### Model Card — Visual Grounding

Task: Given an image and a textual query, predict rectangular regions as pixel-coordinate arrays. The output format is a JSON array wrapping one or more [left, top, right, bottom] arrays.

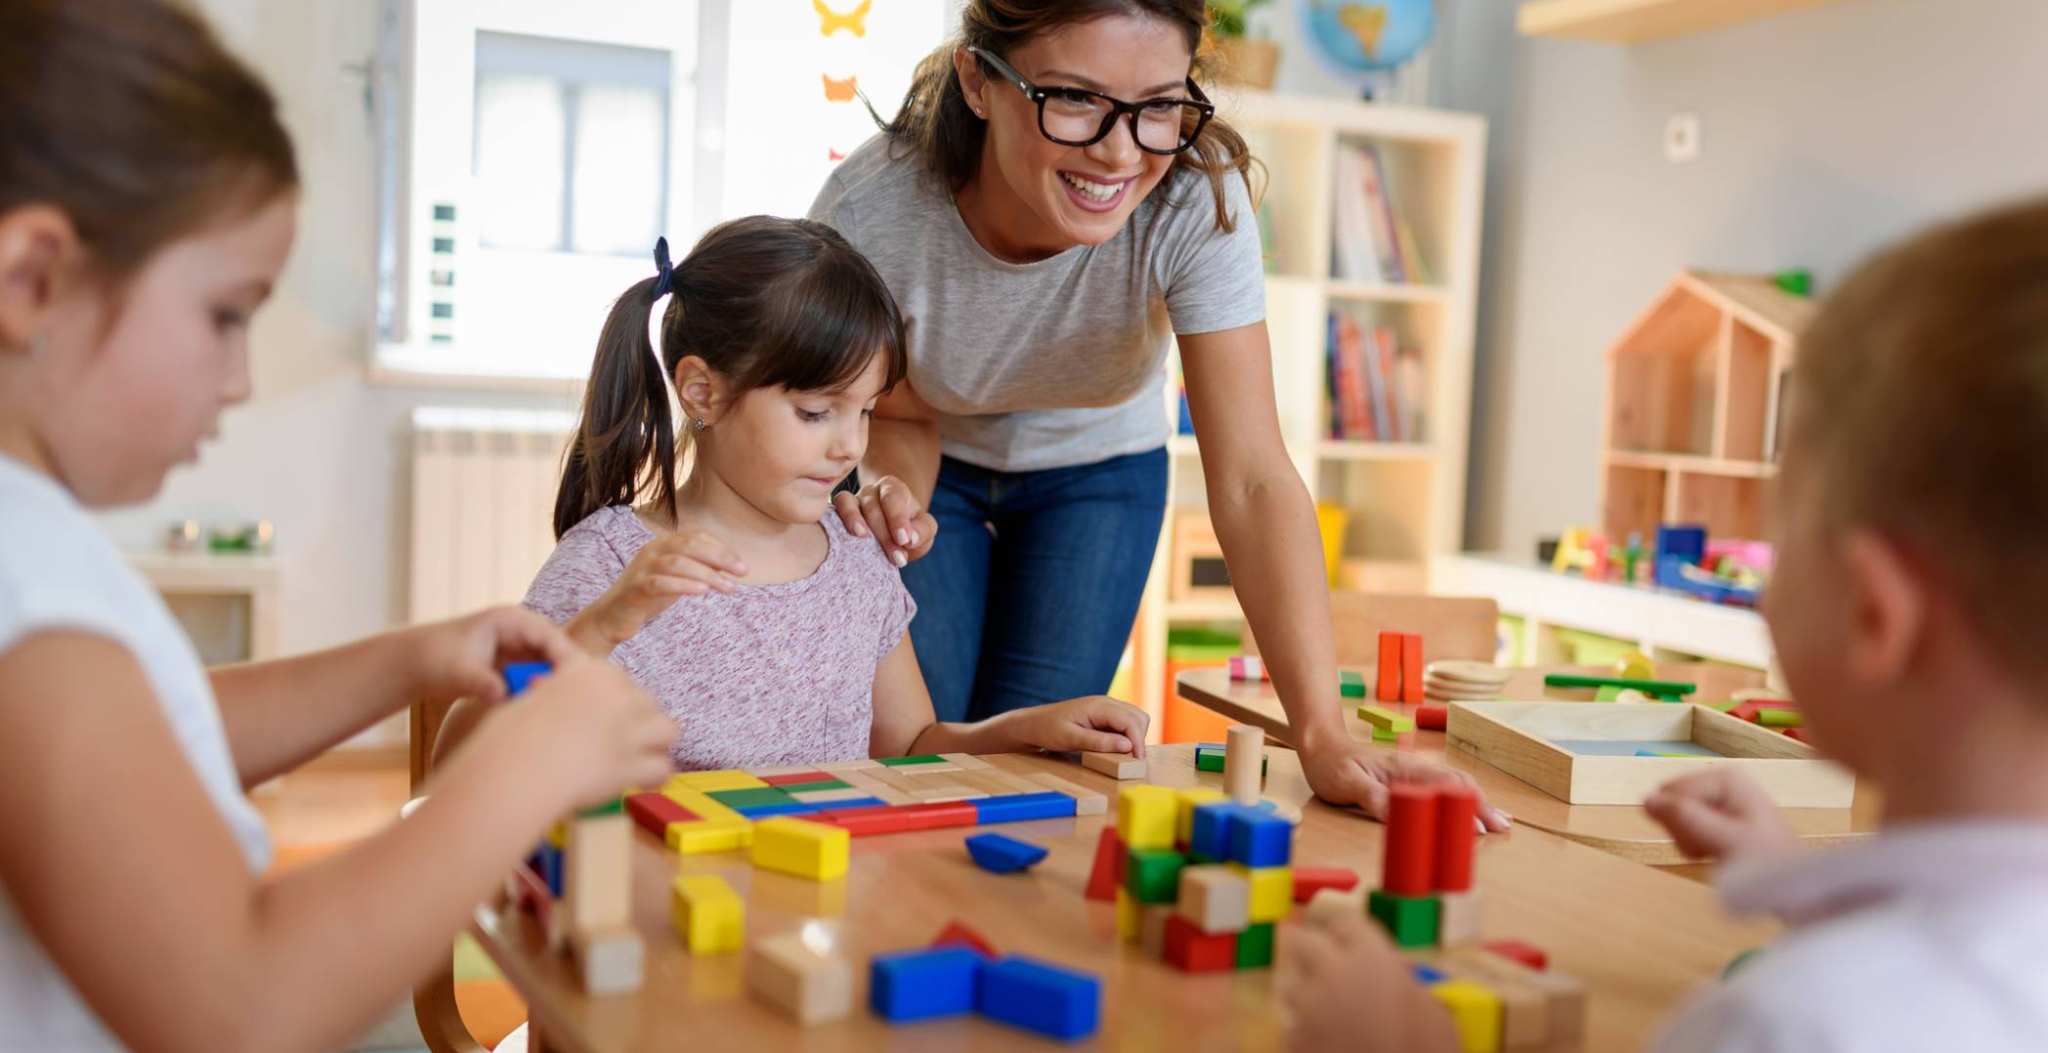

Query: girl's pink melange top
[[523, 506, 915, 770]]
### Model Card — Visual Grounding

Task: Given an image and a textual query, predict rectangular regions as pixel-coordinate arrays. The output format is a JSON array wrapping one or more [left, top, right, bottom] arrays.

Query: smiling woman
[[808, 1, 1509, 823]]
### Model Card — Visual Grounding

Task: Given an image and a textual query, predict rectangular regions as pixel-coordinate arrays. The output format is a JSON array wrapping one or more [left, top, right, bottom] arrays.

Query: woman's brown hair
[[0, 0, 299, 278], [880, 0, 1258, 233], [553, 217, 909, 538], [1788, 196, 2048, 675]]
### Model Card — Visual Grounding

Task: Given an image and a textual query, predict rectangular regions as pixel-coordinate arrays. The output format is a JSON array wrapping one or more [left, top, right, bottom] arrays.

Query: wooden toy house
[[1599, 272, 1815, 542]]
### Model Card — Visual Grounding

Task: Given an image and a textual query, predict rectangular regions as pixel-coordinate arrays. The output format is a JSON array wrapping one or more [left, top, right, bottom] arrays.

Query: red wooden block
[[931, 920, 999, 959], [1482, 939, 1548, 972], [760, 771, 835, 787], [1434, 783, 1478, 892], [1726, 700, 1789, 724], [1292, 866, 1361, 903], [1416, 703, 1449, 731], [1376, 632, 1403, 701], [1162, 914, 1237, 972], [1783, 727, 1810, 744], [625, 792, 695, 838], [1401, 633, 1425, 704], [816, 801, 979, 837], [1084, 827, 1125, 902], [1382, 784, 1439, 895]]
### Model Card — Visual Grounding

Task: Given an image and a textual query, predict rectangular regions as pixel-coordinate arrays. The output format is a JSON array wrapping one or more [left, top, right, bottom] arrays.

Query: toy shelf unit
[[1126, 91, 1487, 730], [1600, 271, 1814, 544]]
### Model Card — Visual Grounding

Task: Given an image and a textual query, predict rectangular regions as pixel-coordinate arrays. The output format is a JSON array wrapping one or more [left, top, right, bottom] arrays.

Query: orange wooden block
[[1401, 633, 1424, 704], [1376, 632, 1402, 701]]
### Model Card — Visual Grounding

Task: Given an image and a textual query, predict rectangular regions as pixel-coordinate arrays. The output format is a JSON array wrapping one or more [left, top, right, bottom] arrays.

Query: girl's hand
[[1007, 695, 1150, 758], [565, 529, 748, 655], [401, 606, 583, 705], [1282, 912, 1462, 1053], [476, 656, 677, 809], [834, 475, 937, 568], [1644, 769, 1799, 863], [1298, 733, 1512, 832]]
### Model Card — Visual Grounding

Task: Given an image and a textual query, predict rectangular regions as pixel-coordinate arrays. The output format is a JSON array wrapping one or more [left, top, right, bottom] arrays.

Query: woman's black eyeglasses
[[967, 46, 1214, 156]]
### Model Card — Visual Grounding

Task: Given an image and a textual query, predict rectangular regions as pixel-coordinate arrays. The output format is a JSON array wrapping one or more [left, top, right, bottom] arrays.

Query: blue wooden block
[[965, 833, 1050, 874], [977, 956, 1101, 1041], [1226, 810, 1293, 868], [870, 946, 983, 1023], [532, 843, 563, 897], [973, 791, 1078, 825], [501, 661, 551, 697], [1412, 964, 1446, 984], [1189, 802, 1235, 862], [734, 800, 820, 818]]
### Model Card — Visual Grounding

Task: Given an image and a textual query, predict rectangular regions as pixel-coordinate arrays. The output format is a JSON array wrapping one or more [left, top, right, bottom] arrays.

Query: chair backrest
[[1247, 592, 1501, 668]]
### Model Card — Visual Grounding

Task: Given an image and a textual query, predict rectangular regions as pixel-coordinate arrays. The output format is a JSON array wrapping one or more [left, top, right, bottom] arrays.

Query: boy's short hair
[[1791, 197, 2048, 673]]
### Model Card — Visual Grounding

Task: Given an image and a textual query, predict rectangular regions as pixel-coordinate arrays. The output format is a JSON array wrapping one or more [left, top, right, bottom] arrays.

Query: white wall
[[1445, 0, 2048, 558]]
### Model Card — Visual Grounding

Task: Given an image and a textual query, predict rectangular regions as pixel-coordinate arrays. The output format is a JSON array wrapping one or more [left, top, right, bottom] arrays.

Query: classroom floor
[[254, 749, 527, 1050]]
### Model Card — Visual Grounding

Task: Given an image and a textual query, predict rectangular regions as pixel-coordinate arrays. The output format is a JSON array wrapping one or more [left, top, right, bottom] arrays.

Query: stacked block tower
[[1368, 782, 1481, 948], [1100, 781, 1296, 972]]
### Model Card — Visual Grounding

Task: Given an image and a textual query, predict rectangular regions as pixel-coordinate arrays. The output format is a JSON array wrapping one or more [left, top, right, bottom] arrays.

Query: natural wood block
[[569, 925, 644, 995], [939, 752, 992, 770], [1022, 771, 1107, 812], [1438, 890, 1484, 947], [1175, 864, 1251, 934], [1434, 947, 1550, 1050], [1224, 724, 1264, 804], [1080, 751, 1147, 780], [747, 930, 854, 1026], [1443, 945, 1586, 1046], [1140, 904, 1174, 958], [564, 812, 631, 934], [1300, 886, 1367, 929]]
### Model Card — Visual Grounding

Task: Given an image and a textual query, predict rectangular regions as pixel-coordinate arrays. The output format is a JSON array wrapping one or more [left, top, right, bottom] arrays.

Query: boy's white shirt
[[1655, 821, 2048, 1052], [0, 454, 270, 1050]]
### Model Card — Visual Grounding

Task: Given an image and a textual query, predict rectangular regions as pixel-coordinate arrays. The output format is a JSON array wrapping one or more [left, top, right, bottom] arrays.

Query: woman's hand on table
[[834, 474, 937, 568], [1298, 732, 1513, 832], [1282, 911, 1462, 1053]]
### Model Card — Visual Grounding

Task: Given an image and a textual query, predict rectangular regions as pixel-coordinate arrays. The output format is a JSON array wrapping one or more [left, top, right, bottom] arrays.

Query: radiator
[[408, 407, 576, 623]]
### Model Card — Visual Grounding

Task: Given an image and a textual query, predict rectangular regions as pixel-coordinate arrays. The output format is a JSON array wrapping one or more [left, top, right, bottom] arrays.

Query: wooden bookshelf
[[1126, 91, 1486, 731], [1517, 0, 1852, 44]]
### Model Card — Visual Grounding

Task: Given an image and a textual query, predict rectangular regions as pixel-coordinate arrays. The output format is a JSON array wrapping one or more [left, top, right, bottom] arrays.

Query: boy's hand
[[401, 606, 583, 705], [482, 657, 677, 809], [1282, 912, 1462, 1053], [1298, 733, 1513, 832], [565, 530, 748, 655], [1008, 695, 1150, 758], [1644, 769, 1800, 863]]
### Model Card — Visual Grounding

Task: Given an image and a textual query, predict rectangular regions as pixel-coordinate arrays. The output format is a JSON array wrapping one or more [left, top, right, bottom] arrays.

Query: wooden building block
[[911, 783, 987, 803], [1085, 826, 1126, 901], [1356, 705, 1416, 733], [1291, 866, 1361, 903], [1224, 723, 1265, 805], [1417, 703, 1450, 730], [1228, 654, 1267, 681], [1300, 886, 1366, 929], [1174, 786, 1229, 845], [1340, 670, 1367, 698], [817, 758, 882, 771], [1025, 772, 1109, 815], [939, 752, 993, 770], [931, 919, 999, 959], [1430, 979, 1503, 1053], [977, 956, 1102, 1042], [1236, 922, 1276, 969], [748, 928, 854, 1025], [1080, 751, 1147, 780], [1125, 849, 1187, 904], [564, 812, 632, 935], [1383, 784, 1440, 895], [1140, 903, 1174, 957], [1436, 783, 1479, 892], [1231, 863, 1294, 923], [1115, 888, 1141, 943], [1368, 890, 1439, 947], [671, 769, 769, 792], [1481, 939, 1548, 972], [1162, 914, 1237, 972], [1448, 947, 1585, 1043], [569, 925, 644, 995], [759, 771, 836, 787], [666, 818, 751, 855], [671, 875, 745, 955], [1438, 890, 1484, 946], [1376, 632, 1404, 701], [1435, 948, 1550, 1050], [1175, 864, 1251, 934], [751, 817, 851, 881], [1401, 632, 1425, 704], [1115, 785, 1177, 850]]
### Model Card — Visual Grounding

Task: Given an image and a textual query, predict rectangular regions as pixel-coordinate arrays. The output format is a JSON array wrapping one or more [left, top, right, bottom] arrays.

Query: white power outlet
[[1665, 112, 1702, 163]]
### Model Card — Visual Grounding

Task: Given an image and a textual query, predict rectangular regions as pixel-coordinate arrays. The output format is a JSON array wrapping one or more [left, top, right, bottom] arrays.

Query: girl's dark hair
[[0, 0, 299, 278], [554, 216, 909, 538], [880, 0, 1258, 232]]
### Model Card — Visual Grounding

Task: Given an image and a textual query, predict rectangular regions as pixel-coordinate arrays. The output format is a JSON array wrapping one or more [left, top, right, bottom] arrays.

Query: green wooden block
[[705, 787, 793, 809], [1196, 749, 1226, 772], [1594, 685, 1626, 702], [779, 778, 853, 793], [1371, 727, 1398, 743], [1368, 890, 1440, 948], [1339, 671, 1367, 698], [1236, 922, 1276, 969], [1543, 673, 1695, 696], [1356, 705, 1414, 733], [1125, 848, 1187, 904], [1701, 699, 1740, 712], [879, 755, 946, 767], [1757, 708, 1802, 728], [575, 796, 625, 818]]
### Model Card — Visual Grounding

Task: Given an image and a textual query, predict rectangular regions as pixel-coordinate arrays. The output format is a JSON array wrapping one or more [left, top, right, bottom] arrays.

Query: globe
[[1301, 0, 1437, 75]]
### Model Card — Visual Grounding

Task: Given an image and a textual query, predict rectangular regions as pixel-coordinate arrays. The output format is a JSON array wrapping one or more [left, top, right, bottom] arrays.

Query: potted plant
[[1208, 0, 1278, 90]]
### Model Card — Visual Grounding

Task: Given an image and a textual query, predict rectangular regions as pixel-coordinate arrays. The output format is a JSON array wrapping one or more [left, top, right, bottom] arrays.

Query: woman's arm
[[868, 637, 1147, 758], [1180, 323, 1507, 827], [835, 374, 941, 566]]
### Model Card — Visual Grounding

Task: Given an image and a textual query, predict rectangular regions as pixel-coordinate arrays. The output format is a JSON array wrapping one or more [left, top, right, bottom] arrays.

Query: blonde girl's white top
[[0, 453, 270, 1051]]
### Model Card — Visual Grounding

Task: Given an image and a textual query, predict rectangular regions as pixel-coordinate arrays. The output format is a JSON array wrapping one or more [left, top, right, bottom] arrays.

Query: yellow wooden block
[[1116, 785, 1177, 850], [544, 820, 567, 849], [1173, 787, 1228, 845], [671, 875, 745, 955], [670, 769, 768, 792], [667, 818, 752, 855], [1115, 888, 1141, 944], [1230, 863, 1294, 923], [750, 817, 850, 882], [1430, 979, 1504, 1053], [660, 784, 746, 825]]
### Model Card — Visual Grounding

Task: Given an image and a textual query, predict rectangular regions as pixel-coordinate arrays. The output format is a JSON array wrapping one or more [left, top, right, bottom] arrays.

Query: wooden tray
[[1446, 701, 1854, 807]]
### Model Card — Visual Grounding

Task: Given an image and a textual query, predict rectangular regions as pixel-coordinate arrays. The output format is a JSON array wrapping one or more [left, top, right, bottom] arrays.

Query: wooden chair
[[409, 697, 489, 1053], [1246, 592, 1501, 668]]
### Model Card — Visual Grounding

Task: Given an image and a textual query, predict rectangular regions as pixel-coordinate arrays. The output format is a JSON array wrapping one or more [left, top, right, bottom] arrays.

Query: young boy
[[1282, 197, 2048, 1051]]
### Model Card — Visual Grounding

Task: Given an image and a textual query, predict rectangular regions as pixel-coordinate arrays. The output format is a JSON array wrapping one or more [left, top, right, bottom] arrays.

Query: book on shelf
[[1324, 312, 1428, 444], [1330, 142, 1431, 287]]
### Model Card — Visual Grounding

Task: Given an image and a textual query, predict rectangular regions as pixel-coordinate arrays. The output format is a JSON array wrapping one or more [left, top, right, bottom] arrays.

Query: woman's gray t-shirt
[[807, 134, 1267, 473]]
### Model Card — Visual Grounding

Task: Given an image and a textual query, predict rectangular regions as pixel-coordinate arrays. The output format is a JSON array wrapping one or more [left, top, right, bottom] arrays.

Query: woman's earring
[[689, 417, 708, 432]]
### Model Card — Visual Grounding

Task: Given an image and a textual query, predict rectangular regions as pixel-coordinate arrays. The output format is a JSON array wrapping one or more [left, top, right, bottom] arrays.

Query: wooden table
[[1177, 667, 1880, 867], [473, 747, 1773, 1052]]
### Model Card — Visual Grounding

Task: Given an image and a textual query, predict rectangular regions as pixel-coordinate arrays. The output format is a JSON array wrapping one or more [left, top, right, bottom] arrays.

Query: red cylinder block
[[1381, 784, 1439, 895], [1434, 783, 1479, 892]]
